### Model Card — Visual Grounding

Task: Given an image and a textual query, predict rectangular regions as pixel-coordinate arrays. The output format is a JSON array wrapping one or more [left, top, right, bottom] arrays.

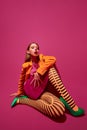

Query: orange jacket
[[17, 54, 56, 95]]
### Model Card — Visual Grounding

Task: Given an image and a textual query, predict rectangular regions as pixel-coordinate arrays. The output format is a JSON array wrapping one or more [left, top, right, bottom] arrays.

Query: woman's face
[[28, 43, 39, 56]]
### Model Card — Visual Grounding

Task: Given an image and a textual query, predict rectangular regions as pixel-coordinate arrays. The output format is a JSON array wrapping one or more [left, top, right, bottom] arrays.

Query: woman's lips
[[34, 52, 38, 54]]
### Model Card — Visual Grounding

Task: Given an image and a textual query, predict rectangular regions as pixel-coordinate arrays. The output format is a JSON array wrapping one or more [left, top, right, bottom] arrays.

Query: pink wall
[[0, 0, 87, 130]]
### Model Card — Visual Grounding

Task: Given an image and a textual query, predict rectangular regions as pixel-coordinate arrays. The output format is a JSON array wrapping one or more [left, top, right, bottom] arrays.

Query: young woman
[[11, 42, 84, 118]]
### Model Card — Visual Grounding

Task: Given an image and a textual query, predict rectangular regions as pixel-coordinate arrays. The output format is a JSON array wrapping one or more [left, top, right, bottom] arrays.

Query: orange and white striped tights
[[19, 67, 76, 118]]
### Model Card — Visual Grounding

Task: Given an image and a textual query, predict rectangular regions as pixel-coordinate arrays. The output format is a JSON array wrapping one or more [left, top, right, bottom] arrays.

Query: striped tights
[[19, 67, 76, 118], [48, 67, 76, 109], [19, 92, 65, 118]]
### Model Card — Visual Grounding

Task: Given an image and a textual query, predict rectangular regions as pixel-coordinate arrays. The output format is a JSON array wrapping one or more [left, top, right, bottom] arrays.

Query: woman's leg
[[19, 92, 65, 118], [48, 67, 76, 109], [44, 67, 85, 117], [48, 67, 84, 116]]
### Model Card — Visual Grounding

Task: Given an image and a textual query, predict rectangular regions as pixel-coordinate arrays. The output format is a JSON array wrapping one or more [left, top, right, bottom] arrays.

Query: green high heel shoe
[[60, 97, 84, 116], [11, 95, 28, 108]]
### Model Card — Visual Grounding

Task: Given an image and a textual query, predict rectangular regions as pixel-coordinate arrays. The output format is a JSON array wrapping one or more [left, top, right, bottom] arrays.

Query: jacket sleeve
[[17, 65, 26, 95], [37, 55, 56, 75]]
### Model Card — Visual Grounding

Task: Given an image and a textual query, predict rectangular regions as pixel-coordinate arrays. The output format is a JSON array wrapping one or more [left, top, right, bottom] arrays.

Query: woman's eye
[[31, 47, 34, 49], [30, 46, 38, 50]]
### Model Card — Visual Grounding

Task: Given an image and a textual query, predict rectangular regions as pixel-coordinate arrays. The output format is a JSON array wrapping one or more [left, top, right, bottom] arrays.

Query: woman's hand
[[10, 93, 19, 97], [30, 72, 42, 87]]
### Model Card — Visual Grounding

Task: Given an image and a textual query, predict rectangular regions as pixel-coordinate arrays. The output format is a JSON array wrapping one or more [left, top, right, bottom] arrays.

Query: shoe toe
[[11, 97, 18, 107]]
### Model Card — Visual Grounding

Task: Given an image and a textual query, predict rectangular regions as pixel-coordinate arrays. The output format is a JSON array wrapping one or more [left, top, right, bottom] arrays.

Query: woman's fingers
[[10, 93, 18, 97], [39, 78, 43, 84], [30, 78, 34, 85], [30, 76, 43, 88]]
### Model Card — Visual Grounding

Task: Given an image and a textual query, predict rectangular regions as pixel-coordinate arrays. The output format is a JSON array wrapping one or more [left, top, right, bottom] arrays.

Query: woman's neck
[[31, 56, 39, 63]]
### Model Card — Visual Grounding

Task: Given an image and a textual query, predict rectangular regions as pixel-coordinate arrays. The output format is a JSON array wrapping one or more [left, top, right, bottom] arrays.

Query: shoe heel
[[60, 97, 84, 116]]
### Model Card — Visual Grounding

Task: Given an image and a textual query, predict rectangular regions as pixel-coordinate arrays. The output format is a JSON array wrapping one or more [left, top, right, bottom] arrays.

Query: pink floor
[[0, 0, 87, 130]]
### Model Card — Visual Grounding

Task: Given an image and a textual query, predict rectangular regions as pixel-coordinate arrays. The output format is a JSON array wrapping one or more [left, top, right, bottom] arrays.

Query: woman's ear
[[26, 50, 30, 54]]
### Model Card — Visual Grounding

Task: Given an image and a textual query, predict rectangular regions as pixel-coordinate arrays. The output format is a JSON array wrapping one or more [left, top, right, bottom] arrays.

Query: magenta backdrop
[[0, 0, 87, 130]]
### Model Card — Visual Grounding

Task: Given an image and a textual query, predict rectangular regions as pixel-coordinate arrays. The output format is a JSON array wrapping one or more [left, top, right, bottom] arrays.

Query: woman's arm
[[10, 66, 26, 97], [17, 66, 26, 95]]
